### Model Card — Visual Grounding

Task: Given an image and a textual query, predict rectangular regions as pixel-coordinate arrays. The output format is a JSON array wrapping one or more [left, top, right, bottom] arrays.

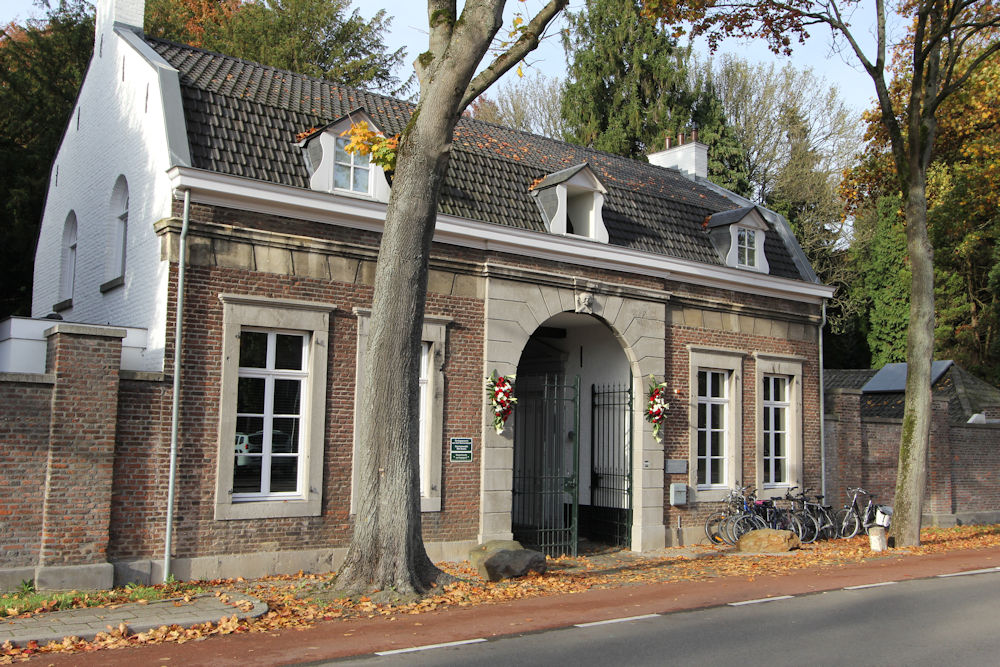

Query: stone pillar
[[926, 399, 954, 517], [37, 323, 125, 590]]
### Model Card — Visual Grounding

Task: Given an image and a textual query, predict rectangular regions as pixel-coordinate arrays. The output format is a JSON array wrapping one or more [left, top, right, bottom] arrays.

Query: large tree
[[334, 0, 569, 597], [146, 0, 411, 94], [644, 0, 1000, 546], [560, 0, 750, 193], [0, 0, 94, 318]]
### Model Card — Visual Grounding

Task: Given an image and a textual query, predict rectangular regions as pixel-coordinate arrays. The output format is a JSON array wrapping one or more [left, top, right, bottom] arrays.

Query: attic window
[[530, 163, 609, 243], [737, 227, 757, 267], [298, 111, 390, 203], [704, 206, 770, 274]]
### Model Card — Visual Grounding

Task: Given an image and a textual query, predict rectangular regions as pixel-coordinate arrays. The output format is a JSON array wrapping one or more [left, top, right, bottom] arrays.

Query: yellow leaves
[[339, 121, 399, 171]]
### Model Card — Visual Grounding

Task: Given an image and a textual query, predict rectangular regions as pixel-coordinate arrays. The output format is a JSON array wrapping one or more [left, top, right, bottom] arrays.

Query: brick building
[[2, 0, 835, 589]]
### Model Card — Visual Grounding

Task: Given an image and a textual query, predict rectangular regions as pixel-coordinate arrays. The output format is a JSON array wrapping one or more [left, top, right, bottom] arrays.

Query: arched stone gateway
[[480, 267, 667, 553]]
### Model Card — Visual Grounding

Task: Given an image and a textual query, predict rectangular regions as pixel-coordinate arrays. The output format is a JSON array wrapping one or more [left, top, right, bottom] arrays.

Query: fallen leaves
[[2, 524, 999, 663]]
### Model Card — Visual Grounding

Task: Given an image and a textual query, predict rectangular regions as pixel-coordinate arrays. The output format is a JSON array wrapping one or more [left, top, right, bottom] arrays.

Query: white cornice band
[[167, 166, 836, 304]]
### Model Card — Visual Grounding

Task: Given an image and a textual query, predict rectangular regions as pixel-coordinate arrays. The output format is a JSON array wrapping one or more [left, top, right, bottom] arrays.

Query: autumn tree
[[644, 0, 1000, 546], [146, 0, 411, 94], [0, 0, 94, 318], [334, 0, 569, 597]]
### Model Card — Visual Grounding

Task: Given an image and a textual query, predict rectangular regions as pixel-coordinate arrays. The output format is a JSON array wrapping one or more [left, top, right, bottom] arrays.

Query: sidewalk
[[20, 544, 1000, 666], [0, 592, 268, 647]]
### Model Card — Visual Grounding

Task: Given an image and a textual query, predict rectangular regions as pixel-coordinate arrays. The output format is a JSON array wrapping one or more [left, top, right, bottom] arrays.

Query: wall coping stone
[[0, 372, 55, 384], [119, 370, 167, 382], [43, 323, 127, 339]]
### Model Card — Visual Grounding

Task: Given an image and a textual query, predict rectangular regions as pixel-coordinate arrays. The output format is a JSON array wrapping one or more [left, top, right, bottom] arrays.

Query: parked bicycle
[[837, 487, 893, 538]]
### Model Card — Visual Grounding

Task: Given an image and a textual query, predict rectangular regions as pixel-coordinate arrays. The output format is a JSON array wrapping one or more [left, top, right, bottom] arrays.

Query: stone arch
[[480, 271, 667, 551]]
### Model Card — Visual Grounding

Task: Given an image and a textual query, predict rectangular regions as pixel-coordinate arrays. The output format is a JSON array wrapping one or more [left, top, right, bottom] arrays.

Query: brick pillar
[[37, 323, 125, 590], [983, 404, 1000, 420], [926, 399, 954, 517], [830, 389, 862, 507]]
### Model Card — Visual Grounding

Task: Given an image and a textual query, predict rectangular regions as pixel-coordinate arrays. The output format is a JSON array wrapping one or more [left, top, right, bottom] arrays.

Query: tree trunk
[[890, 174, 934, 547], [335, 102, 460, 595]]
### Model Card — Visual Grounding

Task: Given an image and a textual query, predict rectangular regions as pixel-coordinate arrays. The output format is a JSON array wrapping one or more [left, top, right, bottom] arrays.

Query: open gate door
[[511, 375, 580, 557]]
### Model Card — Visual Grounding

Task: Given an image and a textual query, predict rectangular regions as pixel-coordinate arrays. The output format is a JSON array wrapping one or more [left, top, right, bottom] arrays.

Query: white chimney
[[648, 131, 708, 180], [96, 0, 145, 49]]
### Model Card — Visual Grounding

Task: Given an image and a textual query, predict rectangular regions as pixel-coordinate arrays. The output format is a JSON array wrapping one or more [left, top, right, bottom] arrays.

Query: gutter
[[164, 189, 190, 582], [819, 299, 828, 499]]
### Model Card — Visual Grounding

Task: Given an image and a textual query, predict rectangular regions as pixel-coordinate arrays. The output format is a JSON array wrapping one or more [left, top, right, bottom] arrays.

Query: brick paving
[[0, 592, 267, 647]]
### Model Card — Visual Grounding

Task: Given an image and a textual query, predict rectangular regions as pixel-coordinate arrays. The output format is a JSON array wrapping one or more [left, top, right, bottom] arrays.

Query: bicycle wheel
[[733, 514, 766, 541], [795, 511, 818, 543], [816, 508, 838, 540], [704, 511, 728, 545], [835, 508, 861, 538], [721, 514, 742, 545]]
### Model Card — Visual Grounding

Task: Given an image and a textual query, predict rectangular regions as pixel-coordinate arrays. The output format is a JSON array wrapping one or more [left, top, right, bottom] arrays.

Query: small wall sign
[[449, 437, 473, 462]]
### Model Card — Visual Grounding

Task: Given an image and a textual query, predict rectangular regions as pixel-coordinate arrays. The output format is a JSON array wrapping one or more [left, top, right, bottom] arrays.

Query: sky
[[2, 0, 900, 114]]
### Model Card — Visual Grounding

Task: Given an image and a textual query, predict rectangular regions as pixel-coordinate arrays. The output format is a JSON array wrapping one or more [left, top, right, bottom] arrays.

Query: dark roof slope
[[147, 38, 808, 280]]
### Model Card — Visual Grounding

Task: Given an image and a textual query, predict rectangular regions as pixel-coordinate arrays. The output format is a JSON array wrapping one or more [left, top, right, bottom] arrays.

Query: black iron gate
[[512, 375, 580, 557], [586, 382, 633, 548]]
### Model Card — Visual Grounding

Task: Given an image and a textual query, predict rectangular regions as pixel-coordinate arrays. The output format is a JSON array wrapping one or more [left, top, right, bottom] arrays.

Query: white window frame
[[697, 369, 729, 488], [215, 294, 334, 520], [755, 354, 803, 492], [303, 114, 391, 202], [761, 374, 789, 486], [232, 329, 309, 501], [106, 176, 129, 283], [58, 212, 78, 304], [725, 219, 769, 274], [333, 135, 372, 195], [688, 346, 744, 503], [737, 227, 756, 268], [352, 308, 449, 513]]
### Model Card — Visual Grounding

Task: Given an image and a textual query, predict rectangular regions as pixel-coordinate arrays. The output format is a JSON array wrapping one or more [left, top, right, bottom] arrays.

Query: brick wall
[[0, 380, 52, 568]]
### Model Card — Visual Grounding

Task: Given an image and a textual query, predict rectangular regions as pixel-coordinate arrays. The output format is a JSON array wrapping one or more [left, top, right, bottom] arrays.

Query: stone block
[[187, 235, 214, 266], [355, 260, 377, 285], [34, 563, 114, 591], [291, 250, 330, 280], [468, 540, 523, 569], [212, 238, 253, 269], [452, 274, 484, 299], [426, 269, 455, 295], [683, 307, 704, 328], [479, 548, 546, 582], [328, 256, 359, 283], [702, 309, 724, 331], [737, 528, 800, 553], [253, 245, 293, 275]]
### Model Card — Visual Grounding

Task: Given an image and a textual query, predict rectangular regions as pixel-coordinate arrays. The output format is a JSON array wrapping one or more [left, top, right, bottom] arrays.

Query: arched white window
[[58, 212, 78, 304], [105, 176, 129, 288]]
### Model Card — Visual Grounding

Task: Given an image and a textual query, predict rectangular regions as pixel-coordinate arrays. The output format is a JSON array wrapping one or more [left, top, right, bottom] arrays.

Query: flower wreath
[[486, 370, 517, 435], [645, 375, 671, 443]]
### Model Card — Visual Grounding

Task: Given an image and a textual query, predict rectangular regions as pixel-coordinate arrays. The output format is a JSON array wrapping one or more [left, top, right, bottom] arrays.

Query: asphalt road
[[327, 569, 1000, 666]]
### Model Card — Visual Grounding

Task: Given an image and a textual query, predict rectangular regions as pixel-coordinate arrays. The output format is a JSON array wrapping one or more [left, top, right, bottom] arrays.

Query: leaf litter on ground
[[3, 524, 999, 663]]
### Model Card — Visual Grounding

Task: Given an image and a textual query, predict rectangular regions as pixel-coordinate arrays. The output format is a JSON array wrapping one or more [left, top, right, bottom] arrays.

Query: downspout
[[164, 189, 190, 583], [819, 299, 828, 499]]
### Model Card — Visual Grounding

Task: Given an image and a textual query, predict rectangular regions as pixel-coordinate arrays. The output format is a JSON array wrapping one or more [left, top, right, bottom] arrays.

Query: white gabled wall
[[32, 0, 174, 372]]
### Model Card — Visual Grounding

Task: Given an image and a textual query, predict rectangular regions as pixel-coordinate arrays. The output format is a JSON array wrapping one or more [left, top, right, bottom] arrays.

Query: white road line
[[375, 638, 487, 656], [575, 614, 661, 628], [936, 567, 1000, 578], [844, 581, 898, 590], [728, 595, 794, 606]]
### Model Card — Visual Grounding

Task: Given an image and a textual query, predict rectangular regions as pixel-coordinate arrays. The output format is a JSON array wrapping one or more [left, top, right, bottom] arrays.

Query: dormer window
[[737, 227, 757, 267], [531, 163, 609, 243], [704, 206, 770, 274], [298, 110, 390, 203], [334, 136, 371, 194]]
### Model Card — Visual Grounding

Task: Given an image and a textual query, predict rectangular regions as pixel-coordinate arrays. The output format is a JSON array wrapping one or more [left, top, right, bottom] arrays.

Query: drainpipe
[[819, 299, 828, 499], [164, 189, 190, 583]]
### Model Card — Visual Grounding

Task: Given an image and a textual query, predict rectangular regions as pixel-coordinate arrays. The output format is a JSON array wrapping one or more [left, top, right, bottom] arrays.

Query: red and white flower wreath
[[645, 375, 671, 443], [486, 370, 517, 435]]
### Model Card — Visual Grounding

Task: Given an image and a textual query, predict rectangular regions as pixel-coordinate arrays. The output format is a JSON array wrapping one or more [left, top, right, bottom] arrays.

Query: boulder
[[468, 540, 524, 570], [737, 528, 800, 553], [479, 548, 547, 582]]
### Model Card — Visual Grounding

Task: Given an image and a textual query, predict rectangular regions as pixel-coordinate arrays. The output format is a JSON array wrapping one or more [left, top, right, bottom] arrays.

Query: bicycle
[[837, 487, 892, 538]]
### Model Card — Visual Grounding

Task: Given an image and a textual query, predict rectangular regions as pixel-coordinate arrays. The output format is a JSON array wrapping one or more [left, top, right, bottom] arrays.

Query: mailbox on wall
[[669, 482, 687, 506]]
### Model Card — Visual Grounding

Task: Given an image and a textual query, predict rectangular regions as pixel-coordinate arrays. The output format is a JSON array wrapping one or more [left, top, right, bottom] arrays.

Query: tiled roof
[[147, 38, 808, 280]]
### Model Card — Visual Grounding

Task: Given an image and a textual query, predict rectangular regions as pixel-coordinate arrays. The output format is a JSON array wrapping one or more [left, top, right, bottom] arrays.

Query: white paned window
[[215, 294, 332, 520], [59, 212, 78, 302], [697, 369, 729, 488], [762, 375, 789, 486], [737, 227, 756, 268], [334, 136, 371, 194], [233, 330, 308, 500], [418, 341, 433, 499]]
